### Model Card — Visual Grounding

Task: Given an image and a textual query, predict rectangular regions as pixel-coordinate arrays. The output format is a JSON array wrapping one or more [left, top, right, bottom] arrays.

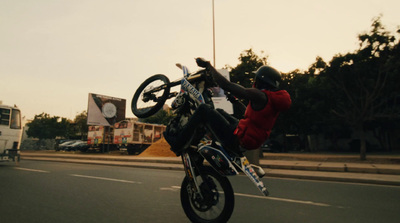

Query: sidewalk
[[20, 151, 400, 186]]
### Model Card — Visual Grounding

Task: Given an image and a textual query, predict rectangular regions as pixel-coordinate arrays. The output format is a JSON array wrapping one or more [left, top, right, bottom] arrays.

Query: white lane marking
[[160, 186, 331, 207], [160, 186, 181, 191], [14, 167, 50, 173], [70, 174, 142, 184], [234, 192, 331, 207]]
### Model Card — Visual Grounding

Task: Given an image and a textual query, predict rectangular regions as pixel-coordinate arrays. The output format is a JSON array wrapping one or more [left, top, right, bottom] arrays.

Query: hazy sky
[[1, 0, 399, 122]]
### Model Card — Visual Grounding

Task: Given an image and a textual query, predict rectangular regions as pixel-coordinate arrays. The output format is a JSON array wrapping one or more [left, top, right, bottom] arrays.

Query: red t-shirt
[[234, 90, 291, 150]]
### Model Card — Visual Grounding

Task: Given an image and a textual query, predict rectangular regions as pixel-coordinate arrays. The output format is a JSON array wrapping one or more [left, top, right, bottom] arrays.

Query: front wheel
[[180, 166, 234, 223], [131, 74, 170, 118]]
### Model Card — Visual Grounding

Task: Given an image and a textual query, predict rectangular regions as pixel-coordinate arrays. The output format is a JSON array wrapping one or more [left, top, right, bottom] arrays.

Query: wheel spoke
[[181, 166, 234, 222], [131, 74, 170, 118]]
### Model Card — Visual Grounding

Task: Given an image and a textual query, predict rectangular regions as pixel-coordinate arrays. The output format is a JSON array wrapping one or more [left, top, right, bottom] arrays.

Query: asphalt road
[[1, 160, 399, 223]]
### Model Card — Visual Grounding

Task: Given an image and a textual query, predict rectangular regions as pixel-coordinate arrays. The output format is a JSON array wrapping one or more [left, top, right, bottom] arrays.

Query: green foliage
[[227, 48, 268, 88], [73, 111, 88, 140], [268, 16, 400, 156], [26, 113, 71, 139], [26, 111, 89, 141], [291, 16, 400, 156], [325, 16, 399, 128], [328, 18, 396, 108], [139, 109, 174, 125]]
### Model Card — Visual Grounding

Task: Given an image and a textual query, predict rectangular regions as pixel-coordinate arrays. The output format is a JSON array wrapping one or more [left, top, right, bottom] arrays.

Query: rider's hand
[[196, 58, 211, 68]]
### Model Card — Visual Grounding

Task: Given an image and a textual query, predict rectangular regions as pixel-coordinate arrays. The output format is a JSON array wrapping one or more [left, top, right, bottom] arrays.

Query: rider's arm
[[205, 62, 268, 110]]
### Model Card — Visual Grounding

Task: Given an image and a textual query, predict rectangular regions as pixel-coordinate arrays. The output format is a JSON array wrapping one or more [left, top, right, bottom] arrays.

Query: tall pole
[[212, 0, 216, 67]]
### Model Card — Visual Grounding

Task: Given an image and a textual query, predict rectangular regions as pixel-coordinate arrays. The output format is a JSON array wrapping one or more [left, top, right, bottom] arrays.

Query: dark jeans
[[180, 104, 239, 151]]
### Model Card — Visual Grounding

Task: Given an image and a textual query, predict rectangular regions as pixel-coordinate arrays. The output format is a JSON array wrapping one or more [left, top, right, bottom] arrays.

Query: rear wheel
[[180, 166, 234, 223], [131, 74, 170, 118]]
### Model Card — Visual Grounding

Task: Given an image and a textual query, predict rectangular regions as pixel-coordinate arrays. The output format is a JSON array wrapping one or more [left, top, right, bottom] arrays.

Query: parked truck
[[87, 120, 166, 155], [87, 125, 114, 152], [113, 120, 166, 155]]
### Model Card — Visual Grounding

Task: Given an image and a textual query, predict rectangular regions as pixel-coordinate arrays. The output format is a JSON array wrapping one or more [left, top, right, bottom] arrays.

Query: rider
[[166, 58, 291, 156]]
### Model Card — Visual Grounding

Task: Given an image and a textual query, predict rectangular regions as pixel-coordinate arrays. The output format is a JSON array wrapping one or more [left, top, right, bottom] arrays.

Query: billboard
[[87, 93, 126, 126]]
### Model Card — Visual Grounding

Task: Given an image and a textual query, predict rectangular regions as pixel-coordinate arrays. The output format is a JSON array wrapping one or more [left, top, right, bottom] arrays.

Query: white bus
[[0, 104, 22, 162]]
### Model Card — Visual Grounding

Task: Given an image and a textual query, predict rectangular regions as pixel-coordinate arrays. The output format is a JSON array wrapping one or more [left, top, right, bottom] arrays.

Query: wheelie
[[131, 58, 291, 223]]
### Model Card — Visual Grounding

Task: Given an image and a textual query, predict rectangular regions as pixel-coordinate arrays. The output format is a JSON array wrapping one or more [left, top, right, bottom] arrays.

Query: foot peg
[[250, 164, 265, 178]]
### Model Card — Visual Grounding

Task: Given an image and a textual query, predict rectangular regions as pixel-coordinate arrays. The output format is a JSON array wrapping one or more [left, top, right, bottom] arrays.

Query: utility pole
[[212, 0, 216, 67]]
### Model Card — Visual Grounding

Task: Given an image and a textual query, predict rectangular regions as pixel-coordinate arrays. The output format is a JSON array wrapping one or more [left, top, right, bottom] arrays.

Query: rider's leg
[[216, 108, 238, 125], [180, 104, 239, 152]]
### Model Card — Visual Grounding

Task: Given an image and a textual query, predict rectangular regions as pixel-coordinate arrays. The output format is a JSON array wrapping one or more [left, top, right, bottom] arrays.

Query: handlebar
[[143, 69, 212, 96], [168, 69, 212, 86]]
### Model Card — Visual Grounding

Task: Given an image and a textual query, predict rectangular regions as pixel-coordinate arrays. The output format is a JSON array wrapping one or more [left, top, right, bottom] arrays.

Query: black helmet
[[253, 66, 281, 89]]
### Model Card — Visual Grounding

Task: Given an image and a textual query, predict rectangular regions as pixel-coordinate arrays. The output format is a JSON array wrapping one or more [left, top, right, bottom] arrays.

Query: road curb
[[21, 154, 400, 186], [21, 156, 185, 171], [21, 153, 400, 175]]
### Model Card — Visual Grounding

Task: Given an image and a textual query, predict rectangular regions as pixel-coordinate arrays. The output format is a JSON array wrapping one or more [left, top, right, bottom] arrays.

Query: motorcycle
[[131, 60, 269, 223]]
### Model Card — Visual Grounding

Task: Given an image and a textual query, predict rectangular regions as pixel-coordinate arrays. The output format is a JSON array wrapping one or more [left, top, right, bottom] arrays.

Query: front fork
[[182, 152, 204, 200], [182, 151, 269, 197]]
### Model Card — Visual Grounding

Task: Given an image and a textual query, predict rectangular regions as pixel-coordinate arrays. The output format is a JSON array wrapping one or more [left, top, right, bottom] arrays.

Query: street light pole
[[212, 0, 216, 67]]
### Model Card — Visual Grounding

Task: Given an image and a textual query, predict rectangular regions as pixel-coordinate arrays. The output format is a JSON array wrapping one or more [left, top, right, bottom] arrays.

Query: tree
[[323, 16, 399, 160], [227, 48, 268, 88], [26, 113, 70, 140], [140, 109, 174, 125], [73, 111, 88, 140], [275, 65, 343, 151]]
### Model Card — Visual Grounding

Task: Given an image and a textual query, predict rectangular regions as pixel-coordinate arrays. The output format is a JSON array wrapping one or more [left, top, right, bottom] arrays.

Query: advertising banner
[[87, 93, 126, 126]]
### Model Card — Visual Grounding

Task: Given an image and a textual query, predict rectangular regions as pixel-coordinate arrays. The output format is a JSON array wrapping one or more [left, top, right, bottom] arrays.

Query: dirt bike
[[131, 61, 269, 223]]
